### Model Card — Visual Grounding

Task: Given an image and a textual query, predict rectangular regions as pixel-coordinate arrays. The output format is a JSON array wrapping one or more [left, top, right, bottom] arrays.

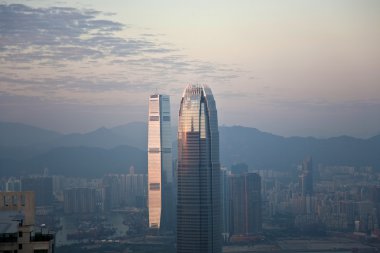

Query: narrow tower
[[177, 85, 221, 253], [300, 156, 313, 197], [148, 94, 173, 231]]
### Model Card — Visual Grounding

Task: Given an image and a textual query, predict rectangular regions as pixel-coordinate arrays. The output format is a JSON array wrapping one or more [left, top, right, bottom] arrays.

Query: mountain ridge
[[0, 121, 379, 177]]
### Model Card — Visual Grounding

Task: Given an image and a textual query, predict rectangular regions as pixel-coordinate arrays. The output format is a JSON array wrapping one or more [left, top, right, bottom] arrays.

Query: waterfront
[[55, 212, 131, 246]]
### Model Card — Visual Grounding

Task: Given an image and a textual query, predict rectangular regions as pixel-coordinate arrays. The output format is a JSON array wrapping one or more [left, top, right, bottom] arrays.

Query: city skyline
[[1, 1, 379, 138]]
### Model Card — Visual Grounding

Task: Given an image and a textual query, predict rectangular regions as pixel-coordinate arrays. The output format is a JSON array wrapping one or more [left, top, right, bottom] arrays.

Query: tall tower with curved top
[[177, 84, 221, 253]]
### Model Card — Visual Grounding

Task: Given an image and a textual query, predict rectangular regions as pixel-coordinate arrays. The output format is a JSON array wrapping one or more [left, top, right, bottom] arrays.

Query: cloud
[[0, 4, 163, 61], [0, 3, 241, 103], [0, 74, 154, 93]]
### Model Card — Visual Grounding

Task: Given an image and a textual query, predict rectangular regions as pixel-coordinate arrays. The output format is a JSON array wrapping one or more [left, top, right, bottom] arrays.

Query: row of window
[[2, 195, 26, 207], [149, 116, 171, 121], [149, 183, 160, 191], [148, 148, 172, 153]]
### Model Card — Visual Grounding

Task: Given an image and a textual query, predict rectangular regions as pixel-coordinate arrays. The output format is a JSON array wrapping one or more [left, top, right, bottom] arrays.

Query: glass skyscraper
[[300, 156, 313, 197], [148, 94, 174, 231], [177, 85, 221, 253]]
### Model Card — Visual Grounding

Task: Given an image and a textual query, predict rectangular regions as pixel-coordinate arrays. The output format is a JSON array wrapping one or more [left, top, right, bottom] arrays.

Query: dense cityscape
[[1, 85, 380, 253], [1, 1, 380, 253], [2, 164, 380, 252]]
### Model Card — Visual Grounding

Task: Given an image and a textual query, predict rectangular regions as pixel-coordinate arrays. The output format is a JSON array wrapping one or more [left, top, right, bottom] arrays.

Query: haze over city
[[1, 1, 380, 253], [1, 0, 379, 137]]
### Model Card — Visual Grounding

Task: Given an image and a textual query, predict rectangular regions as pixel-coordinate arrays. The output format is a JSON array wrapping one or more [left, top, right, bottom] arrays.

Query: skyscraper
[[177, 85, 221, 253], [148, 94, 174, 231], [220, 167, 231, 242], [299, 156, 313, 197], [229, 172, 262, 237]]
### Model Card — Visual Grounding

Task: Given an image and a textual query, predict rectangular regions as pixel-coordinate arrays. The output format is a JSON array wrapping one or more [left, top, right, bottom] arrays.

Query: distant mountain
[[0, 122, 148, 177], [0, 121, 62, 146], [219, 126, 380, 169], [0, 145, 147, 177], [0, 121, 147, 152], [0, 146, 49, 160], [0, 121, 379, 177], [44, 122, 148, 150], [110, 122, 147, 150], [46, 127, 130, 149]]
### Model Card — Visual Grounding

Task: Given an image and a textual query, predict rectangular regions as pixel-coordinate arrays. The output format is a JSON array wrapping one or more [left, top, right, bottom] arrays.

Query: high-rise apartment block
[[64, 188, 97, 214], [103, 169, 147, 210], [5, 177, 22, 192], [177, 85, 221, 253], [148, 94, 174, 231], [299, 156, 313, 197]]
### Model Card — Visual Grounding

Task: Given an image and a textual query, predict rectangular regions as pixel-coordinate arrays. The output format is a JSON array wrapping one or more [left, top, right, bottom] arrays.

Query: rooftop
[[0, 211, 24, 234]]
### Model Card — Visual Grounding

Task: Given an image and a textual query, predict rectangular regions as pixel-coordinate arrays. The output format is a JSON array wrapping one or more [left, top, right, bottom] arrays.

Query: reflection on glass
[[177, 85, 221, 253]]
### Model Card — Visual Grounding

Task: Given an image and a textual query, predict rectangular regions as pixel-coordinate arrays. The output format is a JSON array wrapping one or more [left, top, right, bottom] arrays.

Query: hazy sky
[[1, 0, 379, 137]]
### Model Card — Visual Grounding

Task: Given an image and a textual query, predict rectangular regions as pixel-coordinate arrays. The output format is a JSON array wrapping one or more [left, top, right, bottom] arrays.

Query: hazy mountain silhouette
[[0, 121, 147, 152], [0, 121, 379, 177], [0, 121, 62, 146], [0, 122, 148, 175], [219, 126, 380, 169], [0, 145, 147, 177], [110, 122, 148, 150], [48, 122, 148, 150], [47, 127, 129, 149]]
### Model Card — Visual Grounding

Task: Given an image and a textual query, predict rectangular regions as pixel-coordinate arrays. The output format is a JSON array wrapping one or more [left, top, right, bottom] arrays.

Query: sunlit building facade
[[148, 94, 173, 231], [177, 85, 221, 253]]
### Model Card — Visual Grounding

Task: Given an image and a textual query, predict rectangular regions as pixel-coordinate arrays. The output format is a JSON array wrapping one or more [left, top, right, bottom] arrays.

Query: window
[[20, 194, 25, 206], [163, 148, 171, 153], [18, 244, 22, 250], [163, 116, 170, 121], [12, 195, 18, 206], [149, 116, 159, 121], [4, 195, 11, 206], [149, 183, 160, 191], [149, 148, 160, 153], [18, 231, 23, 237]]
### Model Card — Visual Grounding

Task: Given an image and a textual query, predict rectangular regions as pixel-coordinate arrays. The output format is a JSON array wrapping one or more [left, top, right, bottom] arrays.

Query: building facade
[[64, 188, 96, 214], [103, 170, 147, 210], [5, 177, 22, 192], [299, 156, 313, 197], [177, 85, 221, 253], [148, 94, 174, 231], [0, 191, 54, 253], [229, 173, 262, 236], [220, 167, 231, 242]]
